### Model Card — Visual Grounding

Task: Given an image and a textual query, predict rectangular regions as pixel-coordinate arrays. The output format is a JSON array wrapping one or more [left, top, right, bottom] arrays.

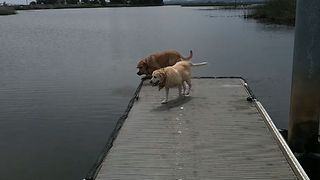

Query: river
[[0, 6, 294, 180]]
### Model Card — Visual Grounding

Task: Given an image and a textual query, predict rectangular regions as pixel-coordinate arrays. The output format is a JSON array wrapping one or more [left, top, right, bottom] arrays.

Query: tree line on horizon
[[32, 0, 163, 5], [110, 0, 163, 4]]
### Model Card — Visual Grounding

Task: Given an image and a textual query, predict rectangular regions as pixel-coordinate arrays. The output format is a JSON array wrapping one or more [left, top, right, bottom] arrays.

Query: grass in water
[[0, 7, 17, 15], [247, 0, 296, 25]]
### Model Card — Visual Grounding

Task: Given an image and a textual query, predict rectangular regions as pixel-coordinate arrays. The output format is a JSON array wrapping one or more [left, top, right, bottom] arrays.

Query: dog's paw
[[141, 76, 152, 80], [183, 91, 190, 96], [161, 100, 168, 104]]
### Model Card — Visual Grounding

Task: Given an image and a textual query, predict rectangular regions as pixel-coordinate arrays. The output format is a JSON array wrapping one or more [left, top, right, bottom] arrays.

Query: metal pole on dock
[[288, 0, 320, 153]]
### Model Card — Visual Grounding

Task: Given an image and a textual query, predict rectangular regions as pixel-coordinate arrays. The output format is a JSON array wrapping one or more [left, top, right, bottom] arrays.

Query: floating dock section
[[85, 77, 308, 180]]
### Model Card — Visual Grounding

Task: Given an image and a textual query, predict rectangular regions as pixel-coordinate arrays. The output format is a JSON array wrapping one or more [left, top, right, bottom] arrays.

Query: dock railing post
[[288, 0, 320, 153]]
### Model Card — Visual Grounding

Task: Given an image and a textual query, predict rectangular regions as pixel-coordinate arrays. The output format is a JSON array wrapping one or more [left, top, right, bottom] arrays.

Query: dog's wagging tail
[[191, 62, 207, 66], [181, 50, 193, 60]]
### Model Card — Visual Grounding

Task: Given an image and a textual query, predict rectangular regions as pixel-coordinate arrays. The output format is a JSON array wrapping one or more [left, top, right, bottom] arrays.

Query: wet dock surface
[[88, 78, 307, 180]]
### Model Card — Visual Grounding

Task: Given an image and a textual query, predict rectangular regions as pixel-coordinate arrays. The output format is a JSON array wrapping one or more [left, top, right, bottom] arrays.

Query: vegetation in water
[[0, 6, 17, 15], [246, 0, 296, 26]]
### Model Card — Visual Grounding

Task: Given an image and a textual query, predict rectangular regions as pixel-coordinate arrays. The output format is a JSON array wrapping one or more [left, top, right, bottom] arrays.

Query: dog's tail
[[181, 50, 193, 60], [191, 62, 207, 66]]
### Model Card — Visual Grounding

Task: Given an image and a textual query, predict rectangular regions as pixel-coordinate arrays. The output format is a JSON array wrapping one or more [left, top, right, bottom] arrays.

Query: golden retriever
[[150, 59, 207, 104], [136, 50, 193, 79]]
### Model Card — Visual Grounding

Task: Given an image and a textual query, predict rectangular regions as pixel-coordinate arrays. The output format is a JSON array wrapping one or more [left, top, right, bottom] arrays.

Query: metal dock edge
[[254, 101, 309, 180], [240, 78, 309, 180], [84, 77, 309, 180]]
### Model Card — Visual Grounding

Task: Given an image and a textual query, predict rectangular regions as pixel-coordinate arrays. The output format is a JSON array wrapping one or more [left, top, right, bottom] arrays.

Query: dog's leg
[[182, 81, 187, 95], [185, 80, 192, 95], [161, 88, 169, 104], [178, 85, 182, 97]]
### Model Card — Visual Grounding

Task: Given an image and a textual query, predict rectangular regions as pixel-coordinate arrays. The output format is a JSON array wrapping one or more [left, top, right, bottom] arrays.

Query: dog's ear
[[137, 59, 143, 68], [158, 70, 166, 91], [143, 60, 148, 67], [137, 59, 147, 69], [137, 58, 147, 65], [143, 59, 149, 68]]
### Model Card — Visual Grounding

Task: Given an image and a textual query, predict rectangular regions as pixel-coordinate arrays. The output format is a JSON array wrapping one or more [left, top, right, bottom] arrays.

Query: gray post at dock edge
[[288, 0, 320, 153]]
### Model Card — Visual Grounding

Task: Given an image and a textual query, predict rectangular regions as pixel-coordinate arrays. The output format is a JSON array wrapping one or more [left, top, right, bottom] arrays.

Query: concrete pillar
[[288, 0, 320, 153]]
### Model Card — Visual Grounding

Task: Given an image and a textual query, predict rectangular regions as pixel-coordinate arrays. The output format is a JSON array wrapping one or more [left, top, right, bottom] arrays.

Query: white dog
[[150, 59, 207, 104]]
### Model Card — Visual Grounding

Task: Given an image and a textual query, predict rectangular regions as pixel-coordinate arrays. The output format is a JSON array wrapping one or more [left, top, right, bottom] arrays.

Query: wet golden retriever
[[136, 50, 193, 79], [150, 59, 207, 104]]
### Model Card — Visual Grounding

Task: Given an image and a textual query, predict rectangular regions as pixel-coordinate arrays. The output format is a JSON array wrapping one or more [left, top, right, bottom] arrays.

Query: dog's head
[[136, 59, 148, 76], [150, 69, 166, 90]]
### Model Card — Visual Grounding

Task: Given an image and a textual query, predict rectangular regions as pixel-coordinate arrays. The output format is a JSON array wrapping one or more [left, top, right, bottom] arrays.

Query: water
[[0, 7, 294, 180]]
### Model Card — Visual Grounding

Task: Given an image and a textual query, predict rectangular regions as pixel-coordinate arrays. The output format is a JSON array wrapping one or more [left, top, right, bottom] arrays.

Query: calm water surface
[[0, 7, 294, 180]]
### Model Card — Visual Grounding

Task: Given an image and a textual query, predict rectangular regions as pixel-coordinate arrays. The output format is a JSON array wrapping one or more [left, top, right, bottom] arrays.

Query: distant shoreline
[[179, 2, 263, 7], [4, 0, 296, 27], [0, 7, 17, 15], [9, 1, 263, 11], [11, 3, 165, 11]]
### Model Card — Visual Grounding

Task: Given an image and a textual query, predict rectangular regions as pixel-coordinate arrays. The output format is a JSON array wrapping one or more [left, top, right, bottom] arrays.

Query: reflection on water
[[0, 7, 294, 180]]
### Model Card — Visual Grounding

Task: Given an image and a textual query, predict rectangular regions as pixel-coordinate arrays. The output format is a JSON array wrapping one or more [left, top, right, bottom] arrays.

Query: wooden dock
[[85, 78, 309, 180]]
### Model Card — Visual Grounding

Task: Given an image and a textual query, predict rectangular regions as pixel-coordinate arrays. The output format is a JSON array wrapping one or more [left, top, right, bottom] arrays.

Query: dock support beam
[[288, 0, 320, 153]]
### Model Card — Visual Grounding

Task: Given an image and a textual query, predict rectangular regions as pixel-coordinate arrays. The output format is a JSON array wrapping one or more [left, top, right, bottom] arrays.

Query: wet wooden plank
[[94, 78, 305, 180]]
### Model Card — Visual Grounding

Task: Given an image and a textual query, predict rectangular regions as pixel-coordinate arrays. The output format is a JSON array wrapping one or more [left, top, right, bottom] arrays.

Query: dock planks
[[87, 78, 308, 180]]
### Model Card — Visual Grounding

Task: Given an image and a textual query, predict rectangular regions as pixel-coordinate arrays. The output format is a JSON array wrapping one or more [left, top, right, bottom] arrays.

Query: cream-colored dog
[[137, 50, 193, 78], [150, 59, 207, 104]]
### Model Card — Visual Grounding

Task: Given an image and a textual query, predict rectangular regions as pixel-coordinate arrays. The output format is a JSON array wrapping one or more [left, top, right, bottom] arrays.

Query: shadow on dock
[[151, 96, 192, 111]]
